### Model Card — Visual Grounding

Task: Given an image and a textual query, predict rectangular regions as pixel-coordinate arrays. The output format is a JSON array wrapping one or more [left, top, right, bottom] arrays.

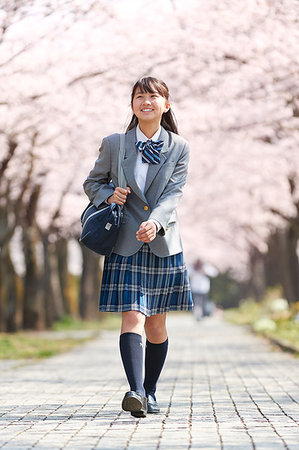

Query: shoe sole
[[131, 410, 147, 418], [148, 407, 160, 414], [122, 395, 143, 412]]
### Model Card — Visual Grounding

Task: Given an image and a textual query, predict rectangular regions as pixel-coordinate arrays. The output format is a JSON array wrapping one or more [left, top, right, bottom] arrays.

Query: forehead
[[134, 87, 160, 96]]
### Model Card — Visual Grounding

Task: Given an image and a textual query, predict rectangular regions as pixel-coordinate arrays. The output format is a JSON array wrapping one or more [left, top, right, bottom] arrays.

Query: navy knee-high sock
[[119, 332, 145, 395], [143, 338, 168, 397]]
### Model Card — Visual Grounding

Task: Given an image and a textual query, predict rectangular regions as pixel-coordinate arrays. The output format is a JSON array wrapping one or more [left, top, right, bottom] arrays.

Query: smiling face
[[132, 88, 170, 127]]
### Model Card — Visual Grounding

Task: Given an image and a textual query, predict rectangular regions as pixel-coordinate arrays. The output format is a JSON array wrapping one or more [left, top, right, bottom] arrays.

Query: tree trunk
[[278, 226, 299, 303], [286, 226, 299, 302], [265, 227, 299, 303], [0, 244, 21, 332], [56, 238, 72, 315], [275, 229, 296, 302], [22, 226, 44, 329], [42, 235, 66, 328], [79, 246, 103, 320], [264, 231, 282, 288], [248, 247, 266, 301], [0, 199, 18, 331], [0, 247, 7, 332]]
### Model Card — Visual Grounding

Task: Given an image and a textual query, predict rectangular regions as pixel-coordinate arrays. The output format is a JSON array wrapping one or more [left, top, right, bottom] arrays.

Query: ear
[[164, 101, 171, 113]]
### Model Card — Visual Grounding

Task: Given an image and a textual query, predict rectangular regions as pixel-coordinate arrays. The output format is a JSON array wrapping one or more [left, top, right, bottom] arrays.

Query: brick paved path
[[0, 314, 298, 449]]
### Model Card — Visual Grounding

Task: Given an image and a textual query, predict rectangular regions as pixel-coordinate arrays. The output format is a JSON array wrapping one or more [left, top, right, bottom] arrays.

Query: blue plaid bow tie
[[136, 140, 164, 164]]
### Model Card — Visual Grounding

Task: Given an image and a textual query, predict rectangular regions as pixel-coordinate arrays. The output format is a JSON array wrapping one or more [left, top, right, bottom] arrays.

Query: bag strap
[[118, 133, 126, 189]]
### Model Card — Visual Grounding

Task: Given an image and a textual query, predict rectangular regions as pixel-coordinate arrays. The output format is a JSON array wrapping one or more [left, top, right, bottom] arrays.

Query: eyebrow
[[135, 91, 159, 96]]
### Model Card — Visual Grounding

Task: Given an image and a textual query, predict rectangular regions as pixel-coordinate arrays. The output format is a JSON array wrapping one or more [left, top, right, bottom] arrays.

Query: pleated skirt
[[99, 244, 193, 317]]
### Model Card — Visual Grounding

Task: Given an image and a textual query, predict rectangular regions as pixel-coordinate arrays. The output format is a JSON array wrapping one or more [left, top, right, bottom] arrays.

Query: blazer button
[[144, 205, 149, 211]]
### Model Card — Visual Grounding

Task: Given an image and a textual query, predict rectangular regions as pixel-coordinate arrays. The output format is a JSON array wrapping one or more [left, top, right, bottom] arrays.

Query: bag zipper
[[81, 204, 95, 223], [81, 205, 110, 233]]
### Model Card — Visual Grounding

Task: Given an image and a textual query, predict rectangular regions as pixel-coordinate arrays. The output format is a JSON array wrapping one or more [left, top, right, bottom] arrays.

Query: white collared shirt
[[135, 124, 162, 232], [135, 124, 161, 193]]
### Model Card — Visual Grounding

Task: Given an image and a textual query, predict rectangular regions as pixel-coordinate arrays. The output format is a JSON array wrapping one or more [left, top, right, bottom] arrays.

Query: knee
[[145, 317, 167, 343], [121, 311, 145, 334], [146, 321, 162, 335]]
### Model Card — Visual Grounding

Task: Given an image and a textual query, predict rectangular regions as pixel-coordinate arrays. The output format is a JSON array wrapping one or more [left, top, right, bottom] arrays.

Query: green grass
[[0, 334, 90, 359], [52, 314, 121, 331], [224, 295, 299, 355], [265, 320, 299, 348], [224, 299, 262, 325], [0, 314, 121, 360]]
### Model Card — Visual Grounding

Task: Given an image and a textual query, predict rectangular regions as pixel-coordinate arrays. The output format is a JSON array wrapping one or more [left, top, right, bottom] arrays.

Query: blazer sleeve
[[83, 137, 115, 208], [149, 142, 190, 236]]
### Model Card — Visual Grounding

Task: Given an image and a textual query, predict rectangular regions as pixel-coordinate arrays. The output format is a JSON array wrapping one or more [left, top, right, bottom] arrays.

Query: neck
[[138, 121, 161, 139]]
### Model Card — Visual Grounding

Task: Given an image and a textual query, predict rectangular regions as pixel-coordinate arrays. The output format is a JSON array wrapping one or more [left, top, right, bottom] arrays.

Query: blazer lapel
[[122, 128, 148, 203], [144, 127, 170, 193]]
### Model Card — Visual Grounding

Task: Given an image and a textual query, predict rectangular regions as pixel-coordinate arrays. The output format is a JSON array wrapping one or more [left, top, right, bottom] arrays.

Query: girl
[[83, 76, 193, 418]]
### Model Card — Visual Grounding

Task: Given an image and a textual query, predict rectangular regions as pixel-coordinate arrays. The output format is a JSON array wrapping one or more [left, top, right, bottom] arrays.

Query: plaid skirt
[[99, 244, 193, 316]]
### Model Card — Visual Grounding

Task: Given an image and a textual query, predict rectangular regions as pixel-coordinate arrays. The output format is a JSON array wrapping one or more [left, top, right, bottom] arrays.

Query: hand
[[107, 187, 131, 205], [136, 221, 157, 243]]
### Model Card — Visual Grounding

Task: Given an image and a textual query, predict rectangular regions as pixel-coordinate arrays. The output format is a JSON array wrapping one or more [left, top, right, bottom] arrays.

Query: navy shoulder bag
[[79, 134, 126, 256]]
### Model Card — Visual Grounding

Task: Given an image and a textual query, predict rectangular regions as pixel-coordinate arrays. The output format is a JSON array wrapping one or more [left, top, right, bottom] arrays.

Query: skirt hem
[[98, 304, 193, 317]]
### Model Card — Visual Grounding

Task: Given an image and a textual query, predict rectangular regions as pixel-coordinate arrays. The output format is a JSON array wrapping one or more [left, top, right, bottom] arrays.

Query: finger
[[137, 224, 155, 235], [138, 237, 153, 242], [116, 195, 127, 203], [115, 189, 127, 198], [116, 187, 129, 195], [136, 228, 151, 237], [137, 230, 155, 240], [115, 192, 127, 202], [136, 228, 150, 237], [137, 227, 148, 235], [138, 222, 152, 232], [140, 235, 154, 243], [114, 193, 126, 205]]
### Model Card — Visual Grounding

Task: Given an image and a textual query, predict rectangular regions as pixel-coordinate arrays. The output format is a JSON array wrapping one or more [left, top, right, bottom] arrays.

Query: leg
[[120, 311, 146, 393], [121, 310, 145, 335], [144, 312, 167, 344], [143, 314, 168, 413], [193, 293, 203, 321], [119, 311, 147, 417]]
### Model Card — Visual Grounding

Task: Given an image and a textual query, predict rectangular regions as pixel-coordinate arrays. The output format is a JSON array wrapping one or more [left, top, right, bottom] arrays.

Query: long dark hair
[[126, 77, 178, 134]]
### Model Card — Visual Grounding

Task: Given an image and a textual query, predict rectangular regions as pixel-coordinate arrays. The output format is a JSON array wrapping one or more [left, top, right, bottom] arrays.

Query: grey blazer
[[83, 126, 190, 257]]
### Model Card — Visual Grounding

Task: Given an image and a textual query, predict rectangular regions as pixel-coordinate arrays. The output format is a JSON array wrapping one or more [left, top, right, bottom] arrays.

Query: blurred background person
[[188, 259, 218, 321]]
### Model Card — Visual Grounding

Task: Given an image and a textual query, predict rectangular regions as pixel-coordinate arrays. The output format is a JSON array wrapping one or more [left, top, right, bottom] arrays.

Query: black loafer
[[147, 394, 160, 414], [122, 391, 147, 418]]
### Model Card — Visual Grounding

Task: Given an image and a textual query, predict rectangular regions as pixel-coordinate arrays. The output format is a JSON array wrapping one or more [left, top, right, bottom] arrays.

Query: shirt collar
[[136, 124, 161, 142]]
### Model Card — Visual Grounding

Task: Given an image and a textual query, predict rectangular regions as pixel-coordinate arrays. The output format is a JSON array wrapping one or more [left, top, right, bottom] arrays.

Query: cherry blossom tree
[[1, 0, 298, 330]]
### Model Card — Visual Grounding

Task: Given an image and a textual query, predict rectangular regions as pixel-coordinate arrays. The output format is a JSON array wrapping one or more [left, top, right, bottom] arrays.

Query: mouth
[[141, 108, 154, 112]]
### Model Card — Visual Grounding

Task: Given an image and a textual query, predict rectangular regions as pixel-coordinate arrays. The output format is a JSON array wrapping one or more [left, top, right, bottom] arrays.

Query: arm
[[84, 137, 131, 207], [149, 142, 190, 235], [83, 137, 115, 208]]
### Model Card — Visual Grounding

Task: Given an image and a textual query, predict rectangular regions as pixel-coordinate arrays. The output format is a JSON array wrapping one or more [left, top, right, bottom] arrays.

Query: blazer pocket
[[168, 211, 177, 224], [165, 221, 177, 233]]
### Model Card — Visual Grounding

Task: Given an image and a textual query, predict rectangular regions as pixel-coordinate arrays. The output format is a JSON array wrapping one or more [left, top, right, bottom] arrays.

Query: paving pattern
[[0, 313, 298, 449]]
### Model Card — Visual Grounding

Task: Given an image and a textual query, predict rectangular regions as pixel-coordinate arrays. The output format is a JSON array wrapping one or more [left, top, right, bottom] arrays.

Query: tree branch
[[0, 138, 17, 180]]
